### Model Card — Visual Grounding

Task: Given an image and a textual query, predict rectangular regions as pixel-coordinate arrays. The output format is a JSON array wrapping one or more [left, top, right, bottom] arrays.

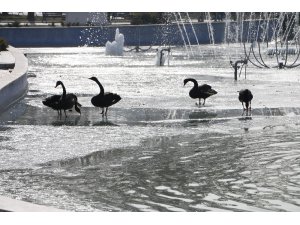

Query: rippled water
[[1, 45, 300, 211]]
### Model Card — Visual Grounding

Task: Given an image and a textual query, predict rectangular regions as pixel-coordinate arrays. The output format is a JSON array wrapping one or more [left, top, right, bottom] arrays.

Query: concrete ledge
[[0, 46, 28, 114], [0, 50, 15, 69], [0, 47, 66, 211], [0, 196, 65, 212]]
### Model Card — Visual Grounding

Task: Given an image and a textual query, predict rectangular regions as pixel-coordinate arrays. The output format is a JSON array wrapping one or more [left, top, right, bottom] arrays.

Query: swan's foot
[[195, 102, 201, 107], [100, 108, 104, 114]]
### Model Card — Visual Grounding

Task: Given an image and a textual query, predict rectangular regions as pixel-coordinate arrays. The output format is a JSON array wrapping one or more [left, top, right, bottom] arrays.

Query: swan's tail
[[42, 100, 49, 107], [112, 94, 121, 104], [208, 89, 217, 96]]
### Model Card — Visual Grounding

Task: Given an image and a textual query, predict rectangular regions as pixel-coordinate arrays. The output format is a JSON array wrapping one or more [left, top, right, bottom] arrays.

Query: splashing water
[[105, 28, 124, 56]]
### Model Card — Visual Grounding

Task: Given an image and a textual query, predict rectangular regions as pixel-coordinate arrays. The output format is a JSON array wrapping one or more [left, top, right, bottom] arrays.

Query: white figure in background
[[155, 47, 171, 66], [105, 28, 124, 56]]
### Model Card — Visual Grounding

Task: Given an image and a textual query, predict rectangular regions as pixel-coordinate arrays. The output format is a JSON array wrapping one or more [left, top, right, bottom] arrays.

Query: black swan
[[89, 77, 121, 116], [43, 93, 81, 116], [47, 81, 81, 117], [238, 89, 253, 111], [183, 78, 217, 106]]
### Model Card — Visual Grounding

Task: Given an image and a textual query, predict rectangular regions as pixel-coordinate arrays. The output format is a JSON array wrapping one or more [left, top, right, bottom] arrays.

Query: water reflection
[[238, 116, 252, 121], [51, 116, 81, 126], [92, 118, 119, 127], [0, 126, 14, 132], [34, 129, 300, 211], [2, 102, 300, 127], [188, 111, 218, 119], [241, 108, 252, 117]]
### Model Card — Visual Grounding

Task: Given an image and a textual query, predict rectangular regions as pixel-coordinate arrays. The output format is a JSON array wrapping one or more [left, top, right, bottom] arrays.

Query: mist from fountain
[[173, 13, 191, 58], [223, 12, 231, 44], [177, 12, 194, 57], [235, 12, 300, 69], [186, 13, 200, 47], [205, 12, 215, 46], [164, 12, 300, 68], [76, 11, 300, 69], [79, 13, 109, 46]]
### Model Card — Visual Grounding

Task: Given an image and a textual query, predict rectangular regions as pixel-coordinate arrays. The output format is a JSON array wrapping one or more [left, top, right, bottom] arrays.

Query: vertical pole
[[234, 60, 247, 80], [234, 62, 238, 80], [234, 66, 238, 80]]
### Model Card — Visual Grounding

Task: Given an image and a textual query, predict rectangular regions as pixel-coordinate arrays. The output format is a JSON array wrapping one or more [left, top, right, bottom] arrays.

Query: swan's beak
[[55, 81, 61, 88]]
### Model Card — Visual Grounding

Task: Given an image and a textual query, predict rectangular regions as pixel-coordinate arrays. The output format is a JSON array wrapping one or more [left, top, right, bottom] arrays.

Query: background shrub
[[130, 13, 164, 25], [0, 37, 8, 51]]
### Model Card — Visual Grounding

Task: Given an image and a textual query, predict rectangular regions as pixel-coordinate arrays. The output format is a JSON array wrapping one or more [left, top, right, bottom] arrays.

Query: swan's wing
[[199, 84, 212, 92], [104, 92, 121, 104], [42, 94, 61, 106]]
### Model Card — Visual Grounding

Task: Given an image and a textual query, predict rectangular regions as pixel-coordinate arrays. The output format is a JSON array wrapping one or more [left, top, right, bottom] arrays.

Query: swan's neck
[[95, 79, 105, 95], [61, 83, 66, 97], [187, 79, 198, 90]]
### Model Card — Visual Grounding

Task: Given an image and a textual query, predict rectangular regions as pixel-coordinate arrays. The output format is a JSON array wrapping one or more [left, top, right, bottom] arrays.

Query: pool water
[[0, 45, 300, 211]]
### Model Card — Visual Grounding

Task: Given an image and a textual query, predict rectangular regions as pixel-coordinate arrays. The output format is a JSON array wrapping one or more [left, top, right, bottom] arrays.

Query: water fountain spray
[[242, 13, 300, 69]]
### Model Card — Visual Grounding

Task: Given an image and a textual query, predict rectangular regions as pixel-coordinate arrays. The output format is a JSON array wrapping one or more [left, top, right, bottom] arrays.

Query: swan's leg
[[203, 98, 206, 105], [249, 101, 252, 111], [101, 108, 105, 117], [105, 107, 108, 116], [242, 102, 245, 110], [64, 110, 67, 117], [196, 98, 201, 107]]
